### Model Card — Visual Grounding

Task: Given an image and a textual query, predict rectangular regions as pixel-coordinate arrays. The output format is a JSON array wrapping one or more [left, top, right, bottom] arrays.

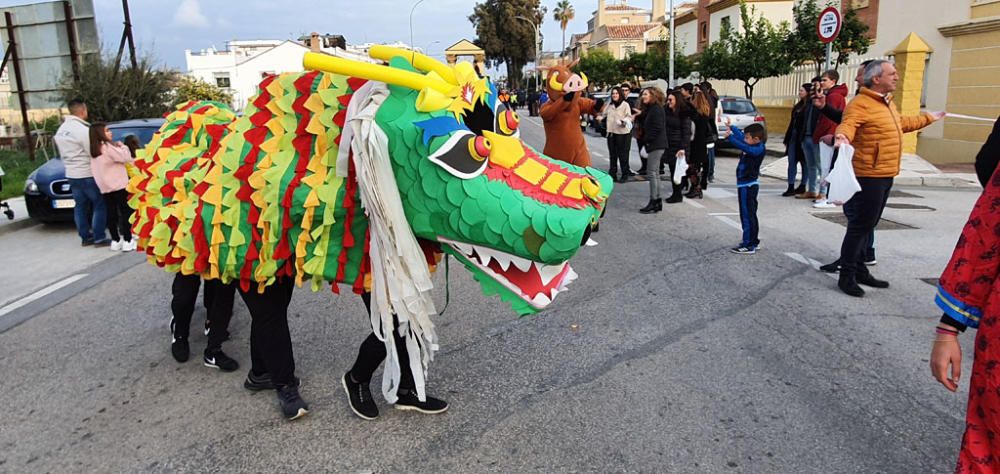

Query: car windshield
[[110, 126, 158, 146], [722, 100, 756, 115]]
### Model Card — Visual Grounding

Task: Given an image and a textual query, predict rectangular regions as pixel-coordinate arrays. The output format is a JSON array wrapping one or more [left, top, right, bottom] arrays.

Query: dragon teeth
[[476, 247, 495, 267], [510, 255, 532, 272], [493, 253, 512, 271], [531, 293, 552, 307], [537, 263, 565, 286], [452, 242, 473, 256]]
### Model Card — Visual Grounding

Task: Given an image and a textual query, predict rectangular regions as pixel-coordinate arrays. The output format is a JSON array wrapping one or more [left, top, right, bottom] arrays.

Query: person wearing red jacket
[[808, 70, 848, 204]]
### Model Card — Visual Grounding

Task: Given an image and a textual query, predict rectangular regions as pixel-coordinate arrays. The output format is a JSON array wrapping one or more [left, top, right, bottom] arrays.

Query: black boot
[[794, 184, 806, 194], [665, 182, 683, 203], [639, 198, 661, 214], [857, 273, 890, 288], [781, 184, 797, 197], [838, 273, 865, 297]]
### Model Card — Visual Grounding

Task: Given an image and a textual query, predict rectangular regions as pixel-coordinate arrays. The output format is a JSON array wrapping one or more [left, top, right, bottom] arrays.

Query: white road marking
[[0, 273, 89, 318], [591, 151, 604, 157], [704, 188, 736, 199], [684, 199, 705, 209], [708, 212, 738, 216], [783, 252, 837, 279], [784, 252, 810, 265], [714, 215, 742, 231]]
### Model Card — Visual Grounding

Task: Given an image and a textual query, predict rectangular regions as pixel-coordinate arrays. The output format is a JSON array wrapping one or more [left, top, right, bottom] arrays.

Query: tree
[[62, 55, 176, 122], [576, 49, 622, 89], [553, 0, 575, 57], [785, 0, 871, 75], [645, 41, 694, 81], [469, 0, 546, 90], [173, 76, 233, 107], [698, 3, 792, 100]]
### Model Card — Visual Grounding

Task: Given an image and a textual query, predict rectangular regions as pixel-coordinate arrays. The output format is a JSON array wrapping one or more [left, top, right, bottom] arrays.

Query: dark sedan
[[24, 118, 164, 223]]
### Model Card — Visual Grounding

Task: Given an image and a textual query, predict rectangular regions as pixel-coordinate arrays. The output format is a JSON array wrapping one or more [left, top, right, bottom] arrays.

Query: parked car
[[24, 118, 164, 223], [716, 95, 766, 145]]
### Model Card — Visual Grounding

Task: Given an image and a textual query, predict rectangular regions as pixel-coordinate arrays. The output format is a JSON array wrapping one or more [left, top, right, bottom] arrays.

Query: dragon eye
[[469, 136, 492, 161], [493, 103, 520, 137]]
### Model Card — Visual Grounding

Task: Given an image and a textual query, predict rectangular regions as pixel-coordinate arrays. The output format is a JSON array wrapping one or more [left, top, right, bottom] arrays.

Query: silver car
[[716, 96, 766, 144]]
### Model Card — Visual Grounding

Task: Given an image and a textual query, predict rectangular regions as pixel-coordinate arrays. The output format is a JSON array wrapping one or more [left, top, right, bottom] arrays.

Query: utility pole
[[668, 0, 675, 88]]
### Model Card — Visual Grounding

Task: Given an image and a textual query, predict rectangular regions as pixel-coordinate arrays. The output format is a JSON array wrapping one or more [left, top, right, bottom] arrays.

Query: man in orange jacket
[[833, 59, 945, 297]]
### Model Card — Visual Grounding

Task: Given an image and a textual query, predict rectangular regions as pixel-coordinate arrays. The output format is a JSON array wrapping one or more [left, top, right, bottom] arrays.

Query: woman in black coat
[[663, 90, 692, 203], [782, 83, 812, 196], [639, 87, 668, 214], [685, 89, 714, 199]]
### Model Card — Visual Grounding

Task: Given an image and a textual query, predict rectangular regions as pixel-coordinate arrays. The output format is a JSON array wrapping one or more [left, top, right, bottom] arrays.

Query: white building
[[184, 36, 418, 112]]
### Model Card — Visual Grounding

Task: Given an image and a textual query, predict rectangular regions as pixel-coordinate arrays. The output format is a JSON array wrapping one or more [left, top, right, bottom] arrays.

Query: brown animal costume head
[[541, 59, 589, 101]]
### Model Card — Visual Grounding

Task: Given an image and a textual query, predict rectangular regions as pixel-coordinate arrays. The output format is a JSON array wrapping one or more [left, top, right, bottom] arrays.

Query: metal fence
[[706, 55, 890, 105]]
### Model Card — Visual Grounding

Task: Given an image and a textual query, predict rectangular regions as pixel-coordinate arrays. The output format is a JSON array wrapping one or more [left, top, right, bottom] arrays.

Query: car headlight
[[24, 179, 39, 194]]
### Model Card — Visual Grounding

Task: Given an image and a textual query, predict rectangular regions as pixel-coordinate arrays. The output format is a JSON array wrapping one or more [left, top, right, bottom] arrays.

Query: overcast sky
[[63, 0, 603, 72]]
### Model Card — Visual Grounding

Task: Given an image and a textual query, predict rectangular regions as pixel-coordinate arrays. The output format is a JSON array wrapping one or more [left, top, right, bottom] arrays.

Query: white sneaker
[[110, 239, 123, 251], [813, 200, 836, 209], [122, 239, 136, 252]]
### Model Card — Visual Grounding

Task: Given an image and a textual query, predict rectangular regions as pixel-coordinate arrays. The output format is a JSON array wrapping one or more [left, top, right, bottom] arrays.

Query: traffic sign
[[817, 6, 842, 44]]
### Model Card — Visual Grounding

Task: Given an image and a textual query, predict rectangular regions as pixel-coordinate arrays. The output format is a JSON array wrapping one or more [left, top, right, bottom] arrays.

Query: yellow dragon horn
[[548, 73, 564, 92], [303, 52, 456, 96], [368, 45, 458, 86]]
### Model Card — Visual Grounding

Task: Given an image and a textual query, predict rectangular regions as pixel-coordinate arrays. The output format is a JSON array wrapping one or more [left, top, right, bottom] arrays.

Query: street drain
[[890, 190, 923, 198], [920, 278, 940, 287], [811, 213, 918, 230], [885, 203, 936, 211]]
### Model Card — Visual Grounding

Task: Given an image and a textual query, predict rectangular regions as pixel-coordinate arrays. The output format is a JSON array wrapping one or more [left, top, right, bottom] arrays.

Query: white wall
[[186, 41, 310, 112], [676, 21, 698, 56], [710, 1, 794, 43]]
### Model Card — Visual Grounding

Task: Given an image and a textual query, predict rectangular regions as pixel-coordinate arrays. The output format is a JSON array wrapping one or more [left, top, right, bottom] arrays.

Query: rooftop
[[605, 23, 660, 39]]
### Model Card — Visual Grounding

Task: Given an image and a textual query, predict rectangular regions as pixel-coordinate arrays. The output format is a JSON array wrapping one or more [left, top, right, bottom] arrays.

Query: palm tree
[[553, 0, 575, 57]]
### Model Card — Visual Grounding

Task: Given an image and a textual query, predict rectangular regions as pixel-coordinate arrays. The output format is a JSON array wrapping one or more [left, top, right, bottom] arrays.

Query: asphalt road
[[0, 112, 981, 473]]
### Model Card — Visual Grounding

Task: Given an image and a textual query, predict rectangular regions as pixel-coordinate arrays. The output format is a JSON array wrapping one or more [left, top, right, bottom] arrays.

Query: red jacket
[[813, 83, 847, 143]]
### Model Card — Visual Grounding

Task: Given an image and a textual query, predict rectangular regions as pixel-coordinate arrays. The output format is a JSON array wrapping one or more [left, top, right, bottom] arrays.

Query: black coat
[[664, 108, 692, 152], [642, 104, 668, 152], [976, 114, 1000, 187]]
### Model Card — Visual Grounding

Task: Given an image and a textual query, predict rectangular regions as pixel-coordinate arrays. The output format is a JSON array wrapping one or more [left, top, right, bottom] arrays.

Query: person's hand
[[930, 111, 946, 121], [722, 128, 732, 138], [676, 150, 685, 158], [819, 135, 835, 146], [931, 332, 962, 392], [834, 133, 849, 147], [812, 92, 827, 109]]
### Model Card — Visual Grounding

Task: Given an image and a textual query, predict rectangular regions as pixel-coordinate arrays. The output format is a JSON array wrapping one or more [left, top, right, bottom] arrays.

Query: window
[[720, 16, 731, 32], [623, 45, 636, 57], [214, 73, 231, 88], [699, 21, 708, 42], [621, 18, 629, 24], [852, 0, 870, 9]]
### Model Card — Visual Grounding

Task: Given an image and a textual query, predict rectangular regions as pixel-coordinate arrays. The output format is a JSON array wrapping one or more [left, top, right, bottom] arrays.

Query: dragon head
[[306, 48, 611, 314]]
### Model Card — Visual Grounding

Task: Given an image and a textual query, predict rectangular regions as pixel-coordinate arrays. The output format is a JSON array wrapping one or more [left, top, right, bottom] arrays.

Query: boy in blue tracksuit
[[724, 123, 767, 254]]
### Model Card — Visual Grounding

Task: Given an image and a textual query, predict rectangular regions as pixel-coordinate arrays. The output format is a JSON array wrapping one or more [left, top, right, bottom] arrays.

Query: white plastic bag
[[673, 153, 688, 185], [826, 143, 861, 204]]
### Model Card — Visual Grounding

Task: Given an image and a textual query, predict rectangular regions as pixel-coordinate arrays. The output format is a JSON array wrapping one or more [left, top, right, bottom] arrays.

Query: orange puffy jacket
[[836, 87, 935, 178]]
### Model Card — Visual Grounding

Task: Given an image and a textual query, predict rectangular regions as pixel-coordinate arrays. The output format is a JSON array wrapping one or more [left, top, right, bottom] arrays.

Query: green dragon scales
[[128, 46, 612, 398]]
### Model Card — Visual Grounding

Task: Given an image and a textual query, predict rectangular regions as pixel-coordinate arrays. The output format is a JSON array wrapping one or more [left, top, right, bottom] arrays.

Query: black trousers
[[239, 277, 297, 387], [102, 189, 133, 242], [664, 148, 683, 197], [839, 177, 893, 277], [606, 133, 632, 176], [170, 273, 235, 349], [350, 292, 415, 392]]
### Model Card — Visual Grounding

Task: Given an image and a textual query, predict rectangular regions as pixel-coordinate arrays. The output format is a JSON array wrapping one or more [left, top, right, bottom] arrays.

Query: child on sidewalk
[[725, 123, 767, 254]]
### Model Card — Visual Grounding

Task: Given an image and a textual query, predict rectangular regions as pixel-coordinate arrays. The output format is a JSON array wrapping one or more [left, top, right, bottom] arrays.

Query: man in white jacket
[[53, 99, 108, 246]]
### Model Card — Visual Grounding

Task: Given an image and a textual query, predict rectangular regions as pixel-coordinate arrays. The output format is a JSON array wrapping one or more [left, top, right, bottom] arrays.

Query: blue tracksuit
[[728, 126, 766, 248]]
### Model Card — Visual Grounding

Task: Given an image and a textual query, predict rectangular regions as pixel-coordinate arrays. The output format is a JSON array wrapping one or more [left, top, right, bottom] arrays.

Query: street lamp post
[[668, 0, 675, 88], [515, 15, 541, 92]]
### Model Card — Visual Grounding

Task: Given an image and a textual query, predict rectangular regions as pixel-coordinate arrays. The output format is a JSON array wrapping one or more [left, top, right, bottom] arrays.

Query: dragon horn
[[303, 52, 456, 96], [548, 72, 564, 92], [368, 45, 458, 86]]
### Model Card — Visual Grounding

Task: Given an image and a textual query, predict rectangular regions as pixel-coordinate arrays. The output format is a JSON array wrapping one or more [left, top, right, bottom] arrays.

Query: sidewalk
[[0, 196, 34, 236], [760, 140, 980, 188]]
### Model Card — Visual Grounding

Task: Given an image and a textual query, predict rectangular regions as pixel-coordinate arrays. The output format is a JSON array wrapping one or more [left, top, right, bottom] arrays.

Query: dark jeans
[[102, 189, 133, 242], [839, 177, 893, 276], [68, 177, 107, 243], [350, 292, 415, 392], [606, 133, 632, 176], [239, 277, 297, 387], [171, 273, 236, 349], [738, 184, 760, 247]]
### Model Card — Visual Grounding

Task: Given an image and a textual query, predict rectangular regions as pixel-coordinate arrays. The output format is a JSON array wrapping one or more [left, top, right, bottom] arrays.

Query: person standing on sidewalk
[[88, 123, 136, 251], [685, 88, 713, 199], [804, 70, 848, 205], [796, 78, 823, 200], [54, 99, 109, 247], [700, 82, 720, 184], [833, 59, 943, 297], [663, 90, 692, 204], [601, 87, 634, 183], [781, 84, 812, 197], [638, 87, 667, 214]]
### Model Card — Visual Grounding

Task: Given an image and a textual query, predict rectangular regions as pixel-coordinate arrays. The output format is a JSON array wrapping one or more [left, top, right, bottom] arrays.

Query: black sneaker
[[171, 339, 190, 363], [276, 384, 309, 421], [864, 258, 877, 266], [244, 371, 301, 392], [819, 262, 840, 273], [394, 390, 449, 414], [342, 371, 379, 420], [203, 348, 239, 372], [857, 273, 890, 289], [730, 246, 756, 255]]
